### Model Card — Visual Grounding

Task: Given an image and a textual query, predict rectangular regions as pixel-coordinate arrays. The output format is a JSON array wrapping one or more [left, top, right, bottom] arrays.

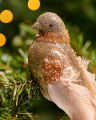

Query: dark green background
[[0, 0, 96, 46]]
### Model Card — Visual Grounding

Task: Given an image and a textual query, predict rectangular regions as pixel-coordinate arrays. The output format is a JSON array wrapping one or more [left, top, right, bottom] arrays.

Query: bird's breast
[[28, 41, 67, 76]]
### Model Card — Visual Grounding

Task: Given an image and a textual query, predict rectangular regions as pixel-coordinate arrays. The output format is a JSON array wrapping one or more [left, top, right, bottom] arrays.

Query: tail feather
[[48, 80, 96, 120]]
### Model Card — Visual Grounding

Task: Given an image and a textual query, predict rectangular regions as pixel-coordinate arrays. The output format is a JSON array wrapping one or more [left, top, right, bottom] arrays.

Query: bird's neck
[[36, 31, 70, 44]]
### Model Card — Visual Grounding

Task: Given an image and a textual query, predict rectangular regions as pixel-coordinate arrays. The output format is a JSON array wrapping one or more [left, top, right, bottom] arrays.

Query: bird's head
[[32, 12, 70, 43], [32, 12, 65, 33]]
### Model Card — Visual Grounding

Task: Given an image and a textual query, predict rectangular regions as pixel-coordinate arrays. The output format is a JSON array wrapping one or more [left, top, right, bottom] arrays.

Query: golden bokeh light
[[0, 10, 13, 23], [28, 0, 40, 11], [0, 33, 6, 47]]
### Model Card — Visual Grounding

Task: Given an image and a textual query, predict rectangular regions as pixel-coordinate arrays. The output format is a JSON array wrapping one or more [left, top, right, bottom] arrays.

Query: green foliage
[[0, 65, 41, 120]]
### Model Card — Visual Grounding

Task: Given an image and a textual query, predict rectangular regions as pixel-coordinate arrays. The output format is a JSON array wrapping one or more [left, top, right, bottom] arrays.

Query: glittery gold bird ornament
[[28, 12, 96, 120]]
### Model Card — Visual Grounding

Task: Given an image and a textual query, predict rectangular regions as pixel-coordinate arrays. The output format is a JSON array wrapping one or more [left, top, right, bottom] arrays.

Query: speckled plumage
[[28, 12, 96, 120], [28, 42, 69, 100], [36, 31, 70, 43]]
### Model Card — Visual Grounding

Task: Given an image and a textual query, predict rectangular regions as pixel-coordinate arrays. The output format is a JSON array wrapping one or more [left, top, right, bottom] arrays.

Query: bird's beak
[[32, 21, 42, 30]]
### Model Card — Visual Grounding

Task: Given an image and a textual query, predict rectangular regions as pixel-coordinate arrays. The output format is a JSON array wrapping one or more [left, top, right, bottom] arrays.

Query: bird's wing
[[43, 58, 63, 84], [43, 57, 96, 119], [48, 80, 96, 120]]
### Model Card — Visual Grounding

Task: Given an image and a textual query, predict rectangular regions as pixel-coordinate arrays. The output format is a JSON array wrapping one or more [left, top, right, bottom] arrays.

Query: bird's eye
[[49, 24, 53, 27]]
